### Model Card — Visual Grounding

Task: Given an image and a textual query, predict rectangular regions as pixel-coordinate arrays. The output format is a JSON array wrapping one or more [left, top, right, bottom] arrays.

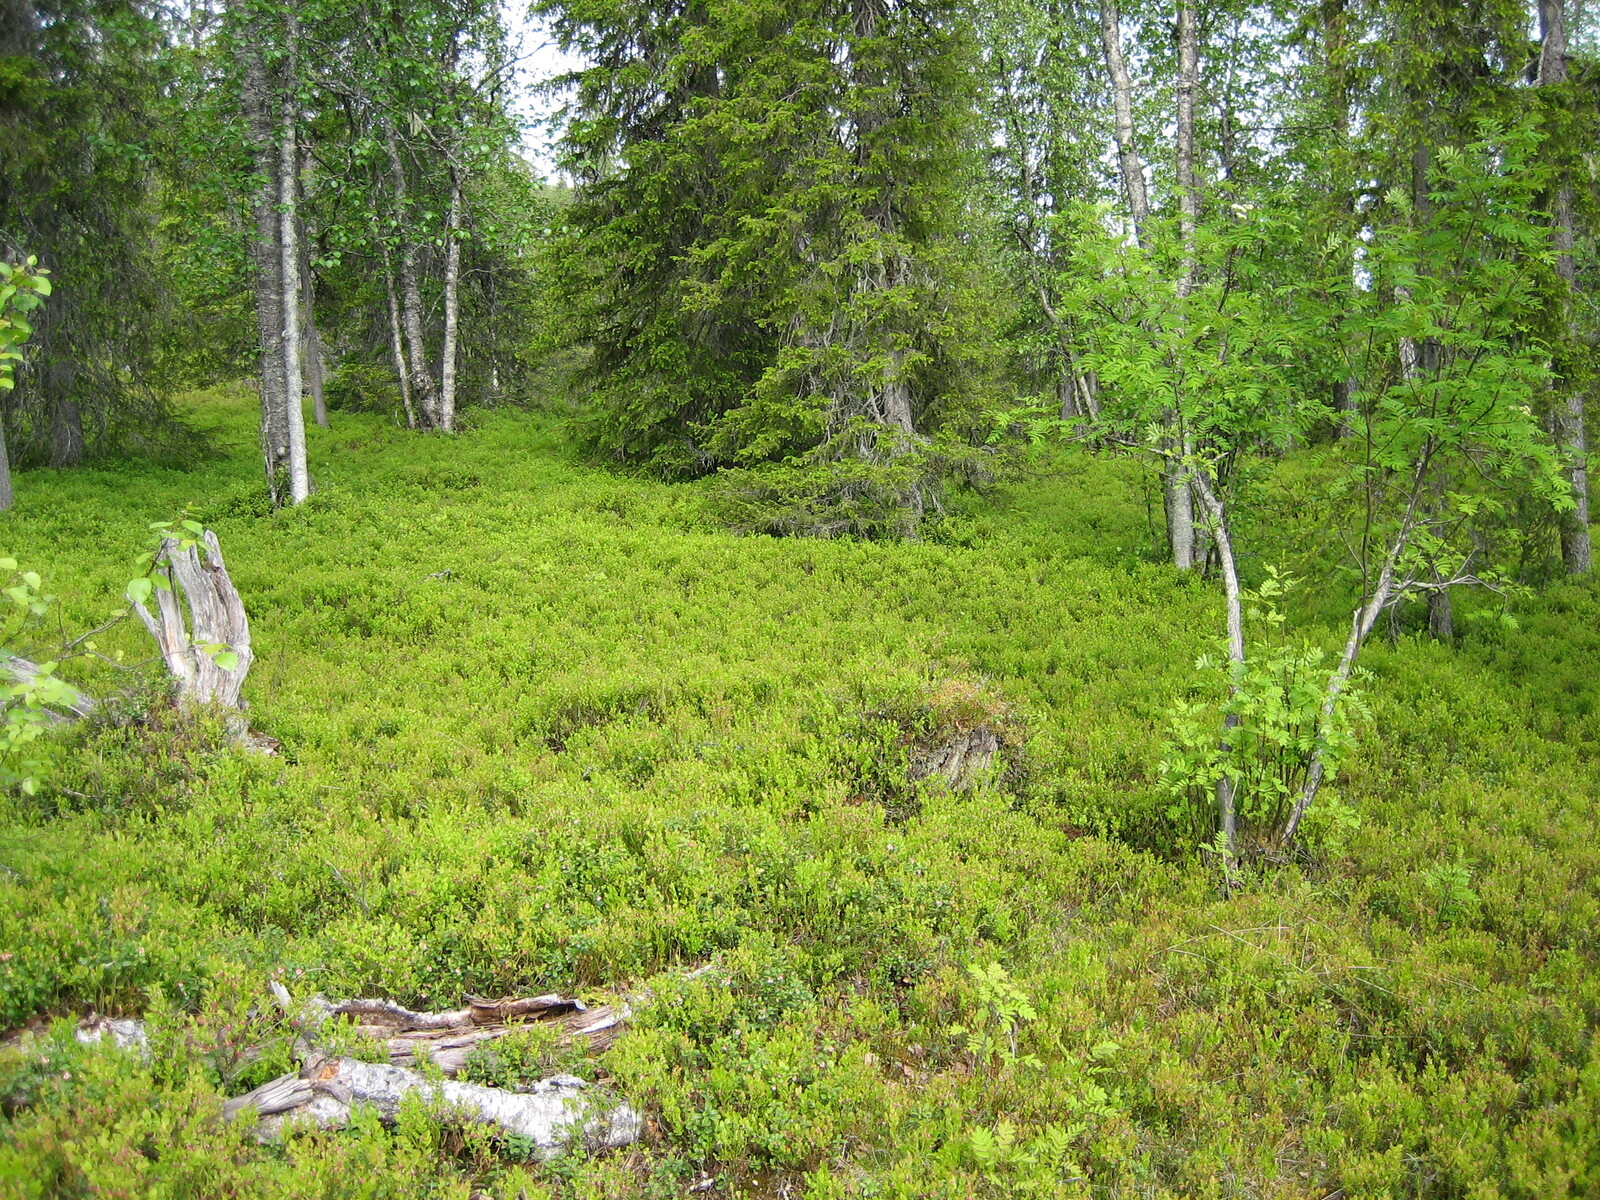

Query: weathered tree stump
[[911, 726, 1003, 791], [131, 530, 253, 712]]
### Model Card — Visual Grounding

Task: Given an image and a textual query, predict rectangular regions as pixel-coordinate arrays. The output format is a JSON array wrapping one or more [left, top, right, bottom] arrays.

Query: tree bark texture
[[383, 255, 417, 428], [1190, 470, 1240, 866], [1098, 0, 1149, 245], [0, 420, 13, 511], [437, 166, 463, 434], [384, 127, 440, 429], [1538, 0, 1592, 575], [297, 191, 329, 429], [131, 530, 254, 712], [48, 397, 86, 467], [1162, 0, 1199, 572], [276, 11, 310, 505], [235, 17, 290, 506]]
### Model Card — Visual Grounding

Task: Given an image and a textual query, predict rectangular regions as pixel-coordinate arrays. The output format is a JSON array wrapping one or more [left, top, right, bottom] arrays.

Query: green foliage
[[949, 962, 1037, 1072], [1161, 571, 1370, 853], [544, 0, 1002, 536], [0, 257, 50, 393], [1, 391, 1599, 1196]]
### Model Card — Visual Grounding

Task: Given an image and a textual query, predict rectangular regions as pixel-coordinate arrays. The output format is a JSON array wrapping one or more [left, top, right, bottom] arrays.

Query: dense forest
[[2, 0, 1600, 1195]]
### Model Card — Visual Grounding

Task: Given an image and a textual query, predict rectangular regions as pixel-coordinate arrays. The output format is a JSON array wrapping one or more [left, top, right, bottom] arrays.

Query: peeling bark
[[227, 1055, 642, 1155], [1098, 0, 1149, 244], [236, 14, 289, 506], [437, 166, 462, 434], [131, 530, 253, 713], [276, 11, 310, 506]]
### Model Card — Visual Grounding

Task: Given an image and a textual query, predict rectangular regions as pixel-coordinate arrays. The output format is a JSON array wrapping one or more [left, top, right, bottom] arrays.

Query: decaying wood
[[0, 653, 94, 721], [132, 530, 253, 712], [224, 1054, 642, 1154], [39, 990, 639, 1156], [911, 728, 1002, 791], [313, 992, 628, 1074]]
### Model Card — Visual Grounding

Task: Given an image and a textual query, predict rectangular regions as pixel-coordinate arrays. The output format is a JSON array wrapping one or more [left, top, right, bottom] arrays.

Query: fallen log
[[0, 653, 94, 722], [273, 986, 628, 1073], [223, 1054, 642, 1154]]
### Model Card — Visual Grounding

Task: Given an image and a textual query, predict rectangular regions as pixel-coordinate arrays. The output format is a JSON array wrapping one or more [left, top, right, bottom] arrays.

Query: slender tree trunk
[[383, 253, 417, 429], [1162, 0, 1200, 572], [1098, 0, 1149, 245], [1175, 0, 1199, 299], [296, 164, 328, 430], [1323, 0, 1359, 440], [1285, 455, 1432, 845], [277, 10, 310, 506], [384, 127, 438, 429], [1190, 470, 1240, 869], [1539, 0, 1592, 575], [48, 397, 86, 467], [235, 9, 289, 506], [437, 166, 463, 434], [0, 420, 14, 512]]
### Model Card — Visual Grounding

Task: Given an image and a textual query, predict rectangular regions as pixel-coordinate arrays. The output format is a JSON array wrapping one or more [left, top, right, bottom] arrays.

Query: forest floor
[[1, 387, 1598, 1198]]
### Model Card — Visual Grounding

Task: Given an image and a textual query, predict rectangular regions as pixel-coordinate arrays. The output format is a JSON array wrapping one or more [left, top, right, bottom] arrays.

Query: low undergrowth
[[0, 388, 1596, 1197]]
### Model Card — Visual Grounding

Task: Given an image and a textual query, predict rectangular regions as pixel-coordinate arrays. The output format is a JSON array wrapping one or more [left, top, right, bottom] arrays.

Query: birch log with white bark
[[227, 1055, 642, 1154]]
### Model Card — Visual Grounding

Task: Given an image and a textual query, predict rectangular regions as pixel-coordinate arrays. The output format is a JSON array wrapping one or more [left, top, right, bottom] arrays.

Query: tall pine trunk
[[1539, 0, 1592, 575]]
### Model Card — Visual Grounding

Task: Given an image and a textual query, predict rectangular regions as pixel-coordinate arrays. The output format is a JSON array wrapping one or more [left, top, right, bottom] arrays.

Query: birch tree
[[1536, 0, 1592, 577]]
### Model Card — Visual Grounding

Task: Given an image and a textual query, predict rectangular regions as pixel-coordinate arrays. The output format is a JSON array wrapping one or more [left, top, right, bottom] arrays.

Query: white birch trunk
[[1283, 456, 1432, 845], [1538, 0, 1592, 575], [383, 253, 417, 429], [1098, 0, 1149, 244], [384, 128, 439, 429], [1190, 470, 1241, 866], [277, 10, 309, 505], [437, 166, 463, 434]]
